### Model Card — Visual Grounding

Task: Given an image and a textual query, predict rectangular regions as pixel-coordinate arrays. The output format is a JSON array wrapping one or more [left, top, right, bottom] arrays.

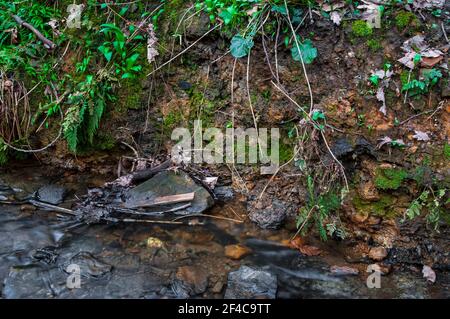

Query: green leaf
[[271, 5, 287, 15], [121, 72, 133, 79], [219, 5, 237, 25], [312, 110, 325, 121], [291, 38, 317, 64], [369, 75, 379, 86], [230, 34, 254, 58], [119, 6, 129, 16]]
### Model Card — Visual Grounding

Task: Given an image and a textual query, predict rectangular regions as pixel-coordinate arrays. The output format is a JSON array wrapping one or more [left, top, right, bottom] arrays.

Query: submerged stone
[[248, 199, 290, 229], [224, 266, 277, 299], [37, 184, 67, 205], [124, 171, 214, 215]]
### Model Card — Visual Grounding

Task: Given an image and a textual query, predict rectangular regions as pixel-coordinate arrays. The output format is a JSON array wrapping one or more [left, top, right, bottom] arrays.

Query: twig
[[284, 0, 314, 114], [147, 23, 222, 77], [28, 199, 79, 216], [246, 50, 259, 133], [291, 205, 317, 241], [172, 214, 244, 224], [442, 22, 449, 44], [231, 58, 237, 104], [399, 107, 440, 125], [121, 141, 140, 158], [12, 15, 56, 50], [105, 217, 184, 225], [1, 91, 68, 153], [258, 146, 301, 199]]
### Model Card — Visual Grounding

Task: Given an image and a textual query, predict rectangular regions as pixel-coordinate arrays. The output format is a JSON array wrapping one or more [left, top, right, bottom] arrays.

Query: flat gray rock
[[37, 184, 67, 205], [124, 171, 214, 215]]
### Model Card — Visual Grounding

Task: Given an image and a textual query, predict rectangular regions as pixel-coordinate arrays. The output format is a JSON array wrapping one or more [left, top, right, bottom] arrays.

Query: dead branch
[[128, 192, 195, 209], [129, 159, 171, 183], [12, 15, 56, 50]]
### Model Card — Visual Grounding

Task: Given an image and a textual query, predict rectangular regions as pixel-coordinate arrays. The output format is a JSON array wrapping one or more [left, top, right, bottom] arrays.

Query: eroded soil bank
[[0, 1, 449, 298]]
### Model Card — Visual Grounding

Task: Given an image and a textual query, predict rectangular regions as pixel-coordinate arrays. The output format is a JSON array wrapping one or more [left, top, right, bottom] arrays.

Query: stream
[[0, 165, 448, 299]]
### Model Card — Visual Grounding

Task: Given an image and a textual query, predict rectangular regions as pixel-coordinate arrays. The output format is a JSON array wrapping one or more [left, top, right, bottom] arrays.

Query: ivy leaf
[[230, 34, 254, 58], [219, 5, 238, 25], [271, 5, 287, 15], [369, 74, 379, 86], [291, 39, 317, 64], [312, 110, 325, 121]]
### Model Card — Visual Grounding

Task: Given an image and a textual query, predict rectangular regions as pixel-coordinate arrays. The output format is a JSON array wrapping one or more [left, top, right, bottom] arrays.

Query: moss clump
[[375, 168, 408, 190], [96, 133, 116, 151], [278, 141, 294, 164], [444, 143, 450, 160], [395, 11, 419, 29], [163, 111, 184, 129], [352, 20, 373, 37], [366, 39, 382, 51], [353, 194, 397, 218]]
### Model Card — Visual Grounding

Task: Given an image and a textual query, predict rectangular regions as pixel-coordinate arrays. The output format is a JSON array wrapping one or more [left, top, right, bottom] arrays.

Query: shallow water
[[0, 166, 448, 299]]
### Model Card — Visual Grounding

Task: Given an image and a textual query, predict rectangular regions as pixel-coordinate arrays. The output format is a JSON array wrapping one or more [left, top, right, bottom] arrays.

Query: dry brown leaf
[[421, 56, 443, 67], [288, 238, 322, 256]]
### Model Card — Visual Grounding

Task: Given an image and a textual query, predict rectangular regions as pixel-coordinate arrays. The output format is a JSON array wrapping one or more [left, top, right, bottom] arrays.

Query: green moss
[[96, 133, 116, 151], [375, 168, 408, 190], [395, 11, 419, 29], [278, 140, 294, 164], [444, 143, 450, 160], [352, 20, 373, 37], [366, 39, 382, 51], [163, 111, 184, 129], [353, 194, 397, 218]]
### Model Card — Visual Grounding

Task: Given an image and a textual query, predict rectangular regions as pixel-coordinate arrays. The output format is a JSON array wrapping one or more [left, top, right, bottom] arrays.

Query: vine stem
[[284, 0, 314, 114]]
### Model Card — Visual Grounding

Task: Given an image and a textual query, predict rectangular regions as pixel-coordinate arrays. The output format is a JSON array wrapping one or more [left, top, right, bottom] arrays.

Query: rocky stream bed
[[0, 165, 448, 299]]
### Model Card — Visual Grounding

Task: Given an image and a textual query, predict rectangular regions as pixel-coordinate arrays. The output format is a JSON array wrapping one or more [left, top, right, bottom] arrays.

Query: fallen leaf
[[322, 2, 345, 12], [203, 176, 218, 189], [298, 245, 322, 256], [413, 130, 430, 141], [398, 52, 417, 69], [330, 11, 341, 25], [422, 265, 436, 283], [357, 3, 382, 28], [377, 89, 387, 115], [288, 238, 321, 256], [377, 136, 405, 148], [421, 55, 443, 67]]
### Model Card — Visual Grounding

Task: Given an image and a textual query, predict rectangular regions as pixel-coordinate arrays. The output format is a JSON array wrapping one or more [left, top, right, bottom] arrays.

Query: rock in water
[[224, 266, 277, 299], [224, 244, 252, 260], [124, 171, 214, 215], [248, 199, 289, 229], [64, 252, 112, 278], [175, 266, 208, 295], [37, 184, 67, 205], [214, 186, 234, 201]]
